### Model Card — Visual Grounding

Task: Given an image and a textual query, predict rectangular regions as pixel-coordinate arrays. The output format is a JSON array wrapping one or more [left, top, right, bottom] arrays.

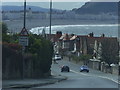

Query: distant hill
[[72, 2, 118, 14], [2, 5, 63, 12]]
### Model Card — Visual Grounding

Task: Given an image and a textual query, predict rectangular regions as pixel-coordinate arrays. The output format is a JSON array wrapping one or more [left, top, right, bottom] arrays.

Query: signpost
[[19, 0, 28, 79], [19, 27, 29, 46], [19, 27, 29, 79], [19, 0, 28, 47], [19, 36, 28, 46]]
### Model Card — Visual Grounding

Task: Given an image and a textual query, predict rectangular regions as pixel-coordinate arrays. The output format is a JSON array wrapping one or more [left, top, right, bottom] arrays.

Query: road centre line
[[56, 62, 119, 84], [70, 69, 119, 84], [70, 70, 93, 77]]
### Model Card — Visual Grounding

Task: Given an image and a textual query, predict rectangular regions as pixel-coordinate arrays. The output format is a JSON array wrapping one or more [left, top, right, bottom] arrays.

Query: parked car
[[80, 65, 89, 72], [61, 65, 70, 72], [53, 54, 62, 60]]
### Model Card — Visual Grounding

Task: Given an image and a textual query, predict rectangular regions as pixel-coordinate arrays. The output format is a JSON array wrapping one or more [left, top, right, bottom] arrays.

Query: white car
[[54, 55, 62, 60]]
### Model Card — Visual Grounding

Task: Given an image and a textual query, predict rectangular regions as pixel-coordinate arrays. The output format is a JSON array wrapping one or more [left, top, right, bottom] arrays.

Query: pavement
[[2, 75, 67, 89]]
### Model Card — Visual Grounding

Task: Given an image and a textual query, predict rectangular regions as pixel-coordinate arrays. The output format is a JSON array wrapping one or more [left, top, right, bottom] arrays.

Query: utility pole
[[23, 0, 26, 79], [24, 0, 26, 28], [19, 0, 29, 79], [49, 0, 52, 40]]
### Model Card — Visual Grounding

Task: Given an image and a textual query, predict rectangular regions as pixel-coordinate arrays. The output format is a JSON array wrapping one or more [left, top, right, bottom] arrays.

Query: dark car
[[80, 65, 89, 72], [61, 65, 70, 72]]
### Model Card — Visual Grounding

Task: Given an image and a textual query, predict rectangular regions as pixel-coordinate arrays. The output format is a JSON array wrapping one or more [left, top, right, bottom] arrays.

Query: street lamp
[[23, 0, 26, 28], [49, 0, 52, 40]]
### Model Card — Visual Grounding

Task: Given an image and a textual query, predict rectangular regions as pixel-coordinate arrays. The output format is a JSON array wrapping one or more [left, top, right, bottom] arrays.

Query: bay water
[[30, 24, 118, 37]]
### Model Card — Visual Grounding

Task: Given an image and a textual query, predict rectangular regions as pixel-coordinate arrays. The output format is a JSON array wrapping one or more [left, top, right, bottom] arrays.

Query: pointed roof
[[59, 34, 70, 41], [70, 35, 77, 40]]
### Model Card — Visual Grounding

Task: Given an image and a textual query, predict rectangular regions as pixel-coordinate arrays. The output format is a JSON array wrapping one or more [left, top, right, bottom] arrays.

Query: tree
[[0, 22, 11, 42], [101, 39, 119, 65], [0, 22, 8, 34], [26, 34, 54, 75]]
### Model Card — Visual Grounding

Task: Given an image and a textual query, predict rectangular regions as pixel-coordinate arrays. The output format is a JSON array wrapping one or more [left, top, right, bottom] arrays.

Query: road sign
[[19, 27, 29, 36], [19, 36, 28, 46], [19, 27, 29, 46]]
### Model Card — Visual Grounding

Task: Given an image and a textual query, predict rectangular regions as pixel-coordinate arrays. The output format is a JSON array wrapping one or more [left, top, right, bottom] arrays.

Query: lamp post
[[49, 0, 52, 40], [23, 0, 26, 28]]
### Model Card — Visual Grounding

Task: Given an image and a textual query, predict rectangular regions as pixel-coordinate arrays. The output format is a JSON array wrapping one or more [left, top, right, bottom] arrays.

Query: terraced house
[[51, 31, 119, 61]]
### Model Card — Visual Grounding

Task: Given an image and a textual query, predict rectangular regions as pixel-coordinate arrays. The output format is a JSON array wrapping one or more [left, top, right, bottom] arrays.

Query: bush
[[26, 34, 54, 74], [72, 54, 92, 64], [2, 33, 54, 79]]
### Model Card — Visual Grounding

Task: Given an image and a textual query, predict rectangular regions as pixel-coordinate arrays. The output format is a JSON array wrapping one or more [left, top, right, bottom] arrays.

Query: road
[[31, 58, 119, 88]]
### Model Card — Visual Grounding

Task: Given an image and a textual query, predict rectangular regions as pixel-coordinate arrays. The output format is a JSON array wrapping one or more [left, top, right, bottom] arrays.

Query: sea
[[30, 24, 119, 37]]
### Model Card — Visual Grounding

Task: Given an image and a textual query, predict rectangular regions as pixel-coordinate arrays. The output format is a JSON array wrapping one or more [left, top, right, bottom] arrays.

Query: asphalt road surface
[[31, 59, 119, 88]]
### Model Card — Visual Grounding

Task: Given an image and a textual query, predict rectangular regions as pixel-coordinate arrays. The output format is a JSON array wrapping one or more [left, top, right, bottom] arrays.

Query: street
[[31, 58, 119, 88]]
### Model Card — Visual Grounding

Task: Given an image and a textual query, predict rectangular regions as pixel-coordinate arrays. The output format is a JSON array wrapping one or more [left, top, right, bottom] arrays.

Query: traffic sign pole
[[22, 46, 25, 79], [19, 0, 29, 79]]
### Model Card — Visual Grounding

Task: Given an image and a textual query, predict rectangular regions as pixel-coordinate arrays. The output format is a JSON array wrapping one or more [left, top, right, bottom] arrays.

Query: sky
[[1, 0, 119, 2], [2, 2, 86, 10], [1, 0, 120, 10], [1, 0, 90, 2]]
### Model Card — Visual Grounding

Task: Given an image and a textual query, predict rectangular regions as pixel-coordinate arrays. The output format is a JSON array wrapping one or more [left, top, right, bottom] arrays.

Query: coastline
[[3, 19, 118, 33]]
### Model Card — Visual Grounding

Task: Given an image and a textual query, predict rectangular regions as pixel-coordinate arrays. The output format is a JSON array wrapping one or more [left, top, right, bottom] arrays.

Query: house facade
[[51, 31, 119, 58]]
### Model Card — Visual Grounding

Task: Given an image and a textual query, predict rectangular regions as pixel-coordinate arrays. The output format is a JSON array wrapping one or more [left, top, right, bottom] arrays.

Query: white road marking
[[70, 69, 119, 84], [53, 61, 119, 84], [70, 70, 91, 76]]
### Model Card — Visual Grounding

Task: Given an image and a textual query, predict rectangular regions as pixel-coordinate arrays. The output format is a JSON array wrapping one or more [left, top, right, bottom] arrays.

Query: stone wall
[[88, 59, 100, 70], [64, 57, 119, 75], [2, 52, 51, 80], [111, 66, 119, 75], [88, 59, 119, 75]]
